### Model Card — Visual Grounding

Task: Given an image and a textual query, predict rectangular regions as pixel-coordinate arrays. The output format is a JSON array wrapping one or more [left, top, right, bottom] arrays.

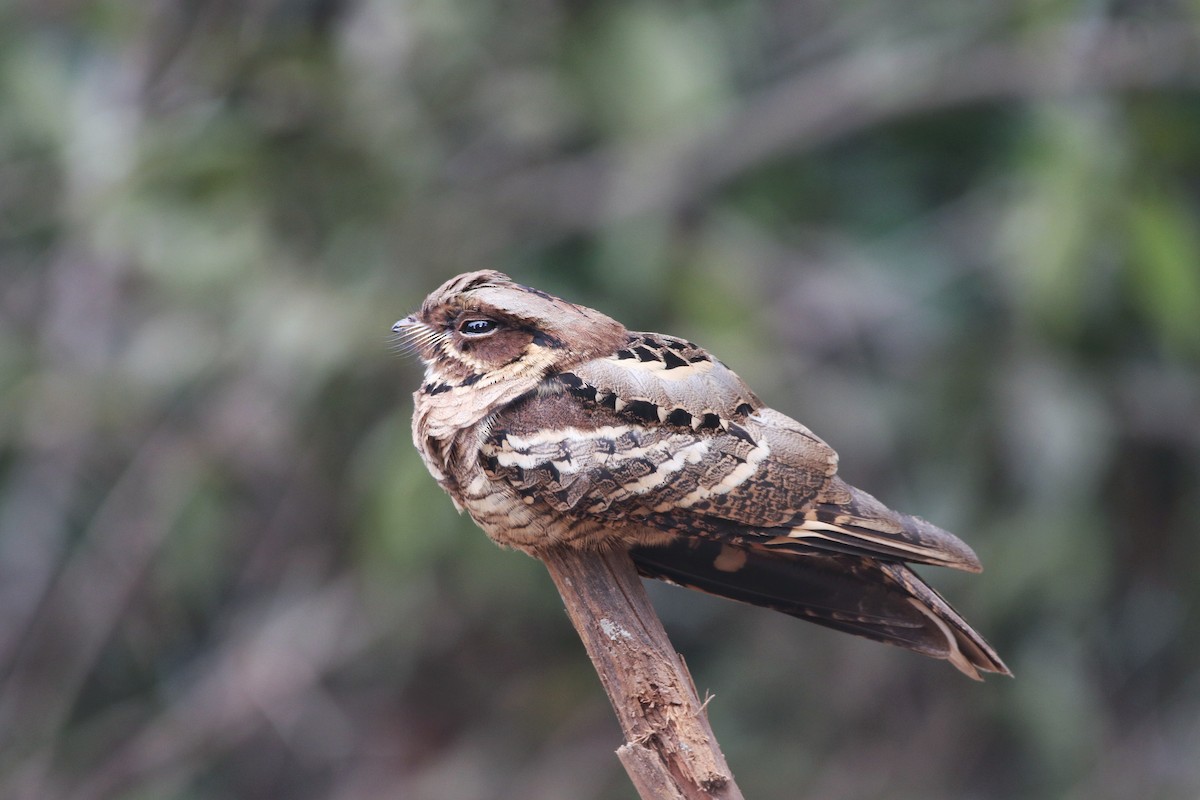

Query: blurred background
[[1, 1, 1199, 798]]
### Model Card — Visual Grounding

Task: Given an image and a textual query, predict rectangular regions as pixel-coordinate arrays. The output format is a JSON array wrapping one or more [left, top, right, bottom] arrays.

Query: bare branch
[[540, 546, 745, 800]]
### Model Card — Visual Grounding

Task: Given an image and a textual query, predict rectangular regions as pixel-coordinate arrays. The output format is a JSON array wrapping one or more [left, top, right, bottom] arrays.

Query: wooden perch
[[540, 546, 745, 800]]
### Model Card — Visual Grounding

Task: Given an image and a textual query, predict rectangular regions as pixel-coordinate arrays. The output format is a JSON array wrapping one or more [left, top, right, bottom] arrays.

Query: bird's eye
[[459, 318, 498, 336]]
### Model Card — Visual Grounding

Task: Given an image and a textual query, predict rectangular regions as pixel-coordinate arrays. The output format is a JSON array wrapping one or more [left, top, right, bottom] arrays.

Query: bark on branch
[[540, 546, 745, 800]]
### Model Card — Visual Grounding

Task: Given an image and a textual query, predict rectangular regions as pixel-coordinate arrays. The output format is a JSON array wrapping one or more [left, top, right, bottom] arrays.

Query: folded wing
[[484, 360, 981, 572]]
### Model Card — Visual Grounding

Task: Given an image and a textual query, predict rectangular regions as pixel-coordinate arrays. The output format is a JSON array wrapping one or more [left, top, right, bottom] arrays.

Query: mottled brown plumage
[[394, 270, 1010, 679]]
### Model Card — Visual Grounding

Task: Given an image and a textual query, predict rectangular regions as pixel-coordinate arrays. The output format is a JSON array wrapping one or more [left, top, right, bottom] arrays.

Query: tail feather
[[630, 537, 1010, 680]]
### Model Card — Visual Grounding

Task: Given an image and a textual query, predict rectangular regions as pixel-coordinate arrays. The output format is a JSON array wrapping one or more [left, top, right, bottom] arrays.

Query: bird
[[393, 270, 1010, 680]]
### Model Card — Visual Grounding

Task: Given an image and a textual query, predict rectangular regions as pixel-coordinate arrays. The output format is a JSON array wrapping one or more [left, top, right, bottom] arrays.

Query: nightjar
[[394, 271, 1009, 679]]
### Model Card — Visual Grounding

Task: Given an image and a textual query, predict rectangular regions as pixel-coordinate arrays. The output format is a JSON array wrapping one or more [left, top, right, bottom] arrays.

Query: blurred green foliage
[[1, 1, 1199, 799]]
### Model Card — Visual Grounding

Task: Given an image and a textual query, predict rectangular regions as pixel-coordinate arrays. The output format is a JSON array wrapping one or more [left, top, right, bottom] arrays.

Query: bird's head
[[394, 270, 627, 390]]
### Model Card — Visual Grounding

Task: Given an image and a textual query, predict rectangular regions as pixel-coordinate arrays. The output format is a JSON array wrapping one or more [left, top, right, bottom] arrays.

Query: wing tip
[[949, 543, 984, 574], [829, 484, 987, 573], [901, 511, 984, 573]]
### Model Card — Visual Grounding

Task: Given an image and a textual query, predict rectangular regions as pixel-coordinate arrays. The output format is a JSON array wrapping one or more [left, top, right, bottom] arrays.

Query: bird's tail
[[630, 538, 1010, 680]]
